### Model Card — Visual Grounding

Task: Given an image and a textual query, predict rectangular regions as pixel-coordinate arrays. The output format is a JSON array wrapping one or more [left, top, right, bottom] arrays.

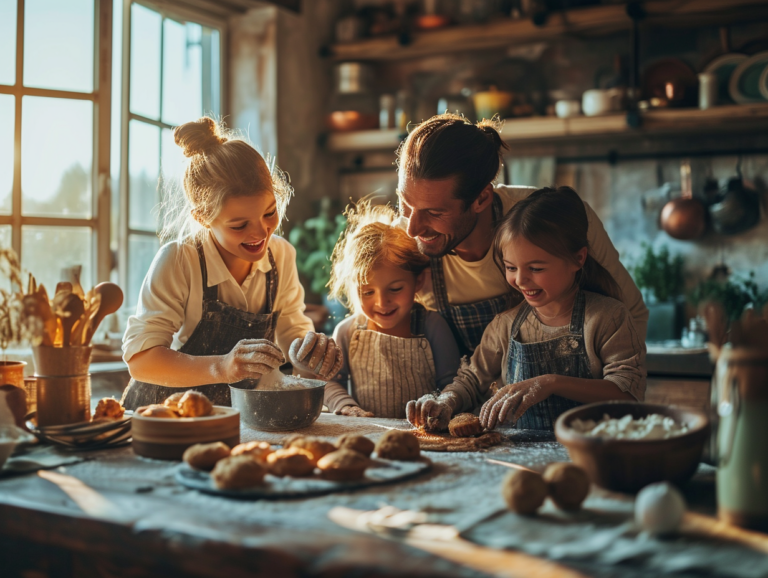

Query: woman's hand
[[288, 331, 343, 380], [336, 405, 375, 418], [479, 376, 553, 430], [219, 339, 285, 384], [405, 393, 458, 432]]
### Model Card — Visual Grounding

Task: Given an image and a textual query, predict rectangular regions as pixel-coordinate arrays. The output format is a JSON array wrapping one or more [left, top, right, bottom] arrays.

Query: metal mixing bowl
[[229, 379, 326, 432]]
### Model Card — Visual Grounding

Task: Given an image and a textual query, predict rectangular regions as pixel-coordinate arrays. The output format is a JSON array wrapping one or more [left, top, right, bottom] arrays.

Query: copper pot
[[660, 160, 707, 240]]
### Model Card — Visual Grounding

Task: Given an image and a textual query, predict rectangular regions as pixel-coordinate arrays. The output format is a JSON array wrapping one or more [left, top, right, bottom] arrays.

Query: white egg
[[635, 482, 686, 535]]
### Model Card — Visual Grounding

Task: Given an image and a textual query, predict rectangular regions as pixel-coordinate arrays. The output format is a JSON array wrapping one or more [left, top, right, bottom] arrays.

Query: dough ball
[[139, 404, 178, 419], [93, 397, 125, 421], [317, 449, 370, 481], [163, 392, 185, 413], [542, 463, 591, 511], [375, 430, 421, 461], [284, 436, 336, 465], [501, 470, 548, 515], [266, 448, 315, 477], [211, 455, 267, 490], [336, 434, 375, 457], [177, 391, 213, 417], [635, 482, 686, 535], [448, 413, 483, 438], [231, 441, 274, 462], [183, 442, 231, 471]]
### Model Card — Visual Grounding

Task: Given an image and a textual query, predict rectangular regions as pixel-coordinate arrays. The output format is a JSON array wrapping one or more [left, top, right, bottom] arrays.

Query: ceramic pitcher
[[714, 345, 768, 532]]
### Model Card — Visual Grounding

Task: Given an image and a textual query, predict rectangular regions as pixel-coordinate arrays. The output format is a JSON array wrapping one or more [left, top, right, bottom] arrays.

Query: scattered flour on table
[[570, 413, 689, 440]]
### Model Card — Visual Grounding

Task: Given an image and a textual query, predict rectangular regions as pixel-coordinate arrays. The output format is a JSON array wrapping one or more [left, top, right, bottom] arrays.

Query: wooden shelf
[[327, 0, 768, 62], [325, 103, 768, 152]]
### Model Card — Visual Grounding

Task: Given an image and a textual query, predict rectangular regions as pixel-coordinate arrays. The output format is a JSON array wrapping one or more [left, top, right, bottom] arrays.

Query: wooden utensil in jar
[[84, 282, 123, 345], [59, 293, 85, 347]]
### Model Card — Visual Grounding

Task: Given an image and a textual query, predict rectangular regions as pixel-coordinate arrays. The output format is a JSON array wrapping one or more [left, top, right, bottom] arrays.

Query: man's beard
[[416, 211, 478, 258]]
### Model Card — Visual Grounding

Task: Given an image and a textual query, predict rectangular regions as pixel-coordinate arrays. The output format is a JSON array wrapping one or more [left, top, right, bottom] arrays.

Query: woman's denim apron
[[121, 242, 280, 410], [504, 291, 589, 430]]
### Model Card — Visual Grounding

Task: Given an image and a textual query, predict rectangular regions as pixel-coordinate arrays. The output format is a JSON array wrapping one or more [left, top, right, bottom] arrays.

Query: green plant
[[630, 244, 685, 303], [688, 272, 768, 321], [288, 199, 347, 295]]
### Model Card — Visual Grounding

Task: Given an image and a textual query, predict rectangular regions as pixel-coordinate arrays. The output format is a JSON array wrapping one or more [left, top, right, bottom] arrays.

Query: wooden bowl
[[131, 406, 240, 460], [555, 401, 709, 493]]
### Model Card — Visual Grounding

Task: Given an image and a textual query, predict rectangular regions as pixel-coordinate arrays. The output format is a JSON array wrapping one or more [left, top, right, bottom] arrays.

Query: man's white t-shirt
[[414, 185, 649, 341]]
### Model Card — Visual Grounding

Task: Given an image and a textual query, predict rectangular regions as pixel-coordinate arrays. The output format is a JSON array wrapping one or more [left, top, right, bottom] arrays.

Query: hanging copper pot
[[660, 160, 707, 240]]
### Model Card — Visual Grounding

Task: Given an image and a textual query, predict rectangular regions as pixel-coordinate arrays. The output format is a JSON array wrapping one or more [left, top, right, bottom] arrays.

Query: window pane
[[128, 234, 158, 313], [0, 225, 10, 292], [23, 0, 94, 92], [160, 127, 186, 196], [130, 4, 161, 120], [22, 97, 93, 218], [0, 94, 13, 214], [129, 120, 160, 231], [208, 28, 221, 116], [22, 226, 92, 291], [0, 0, 16, 86], [162, 20, 203, 125]]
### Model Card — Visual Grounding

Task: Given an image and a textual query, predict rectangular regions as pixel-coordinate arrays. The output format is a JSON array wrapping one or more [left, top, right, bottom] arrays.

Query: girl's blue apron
[[429, 193, 512, 356], [504, 290, 589, 430], [121, 242, 280, 410]]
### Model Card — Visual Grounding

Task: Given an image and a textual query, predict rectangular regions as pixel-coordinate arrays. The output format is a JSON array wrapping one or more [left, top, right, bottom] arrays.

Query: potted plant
[[630, 244, 685, 341], [288, 198, 348, 331], [688, 272, 768, 322], [0, 247, 36, 388]]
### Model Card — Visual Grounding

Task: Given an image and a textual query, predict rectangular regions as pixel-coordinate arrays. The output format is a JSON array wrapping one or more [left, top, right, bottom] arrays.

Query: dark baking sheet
[[174, 457, 431, 499]]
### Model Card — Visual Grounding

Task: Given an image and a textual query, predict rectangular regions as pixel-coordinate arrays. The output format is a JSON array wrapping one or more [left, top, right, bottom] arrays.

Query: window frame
[[0, 0, 113, 285], [116, 0, 227, 300]]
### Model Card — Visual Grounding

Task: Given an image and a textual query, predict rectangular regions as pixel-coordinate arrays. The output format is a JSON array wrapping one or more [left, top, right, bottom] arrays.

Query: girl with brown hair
[[121, 117, 342, 409], [325, 201, 460, 419], [407, 186, 645, 432]]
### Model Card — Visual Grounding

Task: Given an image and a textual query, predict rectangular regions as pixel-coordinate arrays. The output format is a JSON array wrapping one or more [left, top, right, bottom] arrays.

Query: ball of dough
[[501, 470, 548, 515], [542, 463, 591, 511], [266, 448, 315, 477], [183, 442, 231, 471], [139, 404, 178, 418], [448, 413, 483, 438], [336, 434, 375, 457], [635, 482, 686, 535], [375, 430, 420, 461], [177, 391, 213, 417], [93, 397, 125, 421], [211, 455, 267, 490], [231, 441, 274, 462], [163, 392, 185, 413], [317, 449, 370, 481], [284, 436, 336, 465]]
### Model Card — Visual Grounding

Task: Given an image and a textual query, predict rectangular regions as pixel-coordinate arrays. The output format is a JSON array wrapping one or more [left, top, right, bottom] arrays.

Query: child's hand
[[336, 405, 375, 418], [288, 331, 344, 380], [479, 377, 552, 429], [406, 393, 457, 432], [220, 339, 285, 383]]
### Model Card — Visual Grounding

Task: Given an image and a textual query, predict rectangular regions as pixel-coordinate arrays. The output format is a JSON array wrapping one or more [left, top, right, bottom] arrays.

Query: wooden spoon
[[60, 294, 85, 347], [84, 282, 124, 345]]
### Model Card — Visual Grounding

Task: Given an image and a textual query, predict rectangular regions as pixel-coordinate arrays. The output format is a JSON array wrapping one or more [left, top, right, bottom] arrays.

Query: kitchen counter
[[1, 414, 766, 578]]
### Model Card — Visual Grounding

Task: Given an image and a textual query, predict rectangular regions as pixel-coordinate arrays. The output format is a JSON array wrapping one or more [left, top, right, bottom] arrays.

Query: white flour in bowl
[[570, 413, 689, 440], [254, 370, 324, 391]]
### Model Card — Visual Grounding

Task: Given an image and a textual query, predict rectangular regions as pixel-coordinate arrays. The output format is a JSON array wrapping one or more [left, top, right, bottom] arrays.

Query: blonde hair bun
[[174, 116, 227, 157]]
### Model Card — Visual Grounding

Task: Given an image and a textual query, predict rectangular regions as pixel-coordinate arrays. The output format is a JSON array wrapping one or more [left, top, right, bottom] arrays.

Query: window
[[0, 0, 108, 292], [114, 0, 223, 315]]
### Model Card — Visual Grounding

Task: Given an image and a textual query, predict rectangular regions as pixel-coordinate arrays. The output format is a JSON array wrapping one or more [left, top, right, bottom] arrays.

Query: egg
[[635, 482, 686, 535]]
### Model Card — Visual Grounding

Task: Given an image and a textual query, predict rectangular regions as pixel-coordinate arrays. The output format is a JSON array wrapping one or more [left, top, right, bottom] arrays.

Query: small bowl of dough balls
[[555, 401, 710, 493]]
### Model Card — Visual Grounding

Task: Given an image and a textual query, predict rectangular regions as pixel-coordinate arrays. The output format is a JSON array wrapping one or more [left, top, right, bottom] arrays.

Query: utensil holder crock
[[33, 345, 93, 427]]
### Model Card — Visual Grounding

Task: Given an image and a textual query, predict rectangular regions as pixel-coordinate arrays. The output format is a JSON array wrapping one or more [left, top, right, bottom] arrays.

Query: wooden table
[[0, 414, 764, 578]]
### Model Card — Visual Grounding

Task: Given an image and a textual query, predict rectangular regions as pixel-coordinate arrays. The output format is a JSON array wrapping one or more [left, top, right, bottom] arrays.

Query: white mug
[[582, 88, 624, 116], [555, 99, 581, 118]]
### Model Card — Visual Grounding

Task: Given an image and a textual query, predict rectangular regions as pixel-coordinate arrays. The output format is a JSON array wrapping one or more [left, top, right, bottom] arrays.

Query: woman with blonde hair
[[325, 201, 460, 418], [121, 117, 342, 409]]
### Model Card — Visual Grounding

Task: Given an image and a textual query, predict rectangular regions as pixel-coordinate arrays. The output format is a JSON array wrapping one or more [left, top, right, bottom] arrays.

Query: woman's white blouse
[[122, 232, 314, 363]]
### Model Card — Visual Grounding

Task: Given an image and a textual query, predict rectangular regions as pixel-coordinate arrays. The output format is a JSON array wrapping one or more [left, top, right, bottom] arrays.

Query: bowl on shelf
[[230, 378, 325, 432], [327, 111, 379, 132], [131, 406, 240, 460], [555, 401, 709, 493]]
